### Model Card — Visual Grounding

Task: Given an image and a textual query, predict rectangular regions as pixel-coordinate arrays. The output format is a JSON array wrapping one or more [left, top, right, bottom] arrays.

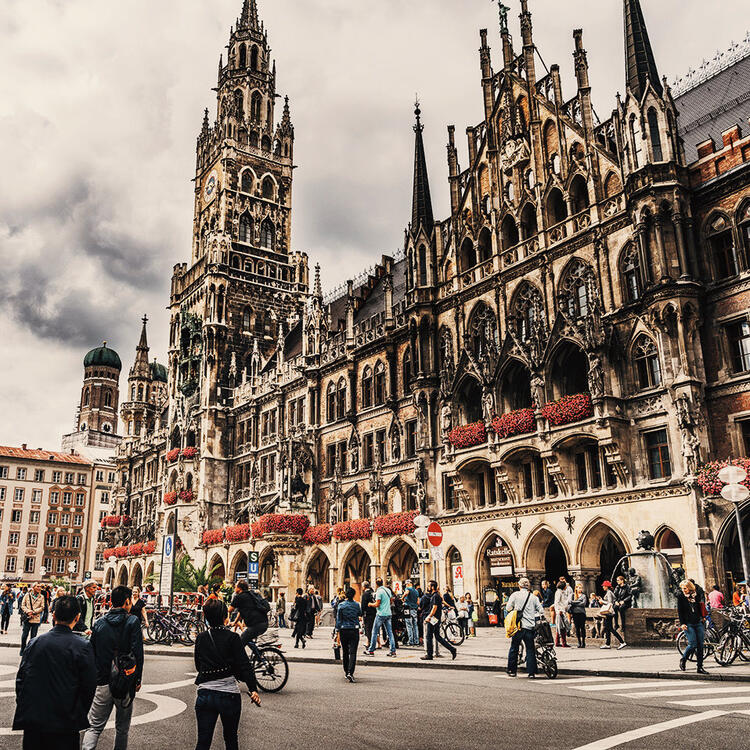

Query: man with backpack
[[505, 577, 544, 679], [81, 585, 144, 750], [228, 579, 270, 652]]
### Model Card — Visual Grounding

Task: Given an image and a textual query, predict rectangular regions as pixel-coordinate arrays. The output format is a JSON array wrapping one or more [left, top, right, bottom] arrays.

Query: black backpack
[[248, 589, 271, 615], [109, 619, 138, 700]]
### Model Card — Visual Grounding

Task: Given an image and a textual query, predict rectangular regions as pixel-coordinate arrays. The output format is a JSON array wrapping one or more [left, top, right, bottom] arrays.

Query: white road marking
[[555, 677, 621, 684], [141, 678, 195, 693], [621, 686, 750, 698], [670, 696, 750, 707], [572, 680, 688, 691], [570, 710, 728, 750]]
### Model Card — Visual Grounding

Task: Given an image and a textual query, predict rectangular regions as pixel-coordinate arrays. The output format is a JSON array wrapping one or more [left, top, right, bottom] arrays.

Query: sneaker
[[346, 673, 354, 683], [617, 642, 627, 650], [388, 652, 397, 658], [506, 672, 517, 678], [679, 657, 687, 672], [363, 650, 374, 656], [600, 644, 611, 649], [420, 655, 433, 661], [527, 674, 537, 679]]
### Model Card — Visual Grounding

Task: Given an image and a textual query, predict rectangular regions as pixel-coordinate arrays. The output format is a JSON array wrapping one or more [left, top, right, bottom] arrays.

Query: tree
[[172, 555, 223, 592]]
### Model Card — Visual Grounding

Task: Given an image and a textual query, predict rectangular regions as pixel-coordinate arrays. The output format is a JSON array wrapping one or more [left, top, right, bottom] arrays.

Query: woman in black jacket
[[291, 588, 308, 648], [194, 598, 261, 750], [677, 579, 708, 675]]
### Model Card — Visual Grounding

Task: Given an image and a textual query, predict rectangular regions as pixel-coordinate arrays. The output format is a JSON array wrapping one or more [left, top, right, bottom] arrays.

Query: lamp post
[[39, 566, 47, 583], [68, 561, 77, 592], [719, 465, 750, 586]]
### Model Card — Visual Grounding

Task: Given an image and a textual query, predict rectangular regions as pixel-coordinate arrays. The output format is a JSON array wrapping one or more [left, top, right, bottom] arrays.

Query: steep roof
[[623, 0, 662, 100], [0, 446, 91, 465]]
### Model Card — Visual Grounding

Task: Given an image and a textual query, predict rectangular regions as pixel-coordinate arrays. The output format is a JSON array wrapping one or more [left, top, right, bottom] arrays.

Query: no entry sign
[[427, 521, 443, 547]]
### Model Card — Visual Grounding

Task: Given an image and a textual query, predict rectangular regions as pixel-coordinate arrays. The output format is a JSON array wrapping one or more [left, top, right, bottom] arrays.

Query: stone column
[[672, 213, 691, 279]]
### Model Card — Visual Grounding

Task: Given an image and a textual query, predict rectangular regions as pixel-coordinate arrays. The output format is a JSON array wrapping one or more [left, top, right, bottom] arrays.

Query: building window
[[56, 558, 66, 574], [239, 212, 252, 243], [48, 512, 57, 525], [95, 552, 104, 571], [101, 491, 110, 505], [8, 532, 20, 545], [444, 478, 455, 511], [95, 470, 104, 482], [63, 492, 72, 505], [31, 489, 42, 503], [14, 489, 24, 502], [402, 348, 412, 395], [59, 534, 68, 548], [325, 444, 336, 477], [361, 367, 373, 409], [78, 473, 86, 485], [24, 557, 35, 574], [11, 510, 22, 523], [634, 336, 662, 389], [336, 379, 346, 420], [61, 513, 70, 526], [50, 491, 59, 504], [647, 108, 663, 162], [405, 420, 418, 458], [406, 485, 418, 511], [326, 383, 336, 423], [375, 429, 386, 464], [51, 471, 61, 483], [0, 488, 4, 502], [363, 434, 374, 469], [710, 229, 741, 280], [645, 429, 671, 479], [43, 557, 52, 571], [34, 469, 44, 482], [17, 468, 26, 480], [29, 511, 39, 524], [0, 466, 7, 479], [740, 420, 750, 456], [72, 535, 81, 549], [64, 472, 74, 484], [74, 514, 83, 527], [76, 494, 85, 506], [5, 557, 16, 573], [727, 320, 750, 373], [108, 472, 116, 483], [374, 363, 386, 406], [27, 533, 37, 545], [620, 244, 642, 302]]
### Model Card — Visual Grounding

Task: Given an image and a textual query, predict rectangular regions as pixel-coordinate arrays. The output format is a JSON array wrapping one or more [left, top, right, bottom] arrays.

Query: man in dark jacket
[[81, 585, 144, 750], [613, 575, 632, 631], [360, 582, 376, 647], [14, 595, 97, 750]]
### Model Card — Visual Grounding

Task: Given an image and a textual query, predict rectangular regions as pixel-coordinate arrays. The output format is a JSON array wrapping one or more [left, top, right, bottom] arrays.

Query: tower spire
[[624, 0, 662, 99], [411, 98, 434, 233], [135, 315, 149, 363], [239, 0, 259, 31]]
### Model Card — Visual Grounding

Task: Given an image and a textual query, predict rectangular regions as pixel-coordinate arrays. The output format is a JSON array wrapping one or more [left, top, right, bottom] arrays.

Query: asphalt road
[[0, 649, 749, 749]]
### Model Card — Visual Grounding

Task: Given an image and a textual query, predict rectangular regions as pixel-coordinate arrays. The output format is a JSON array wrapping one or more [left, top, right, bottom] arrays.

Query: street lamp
[[39, 566, 47, 582], [719, 465, 750, 586], [68, 561, 77, 592]]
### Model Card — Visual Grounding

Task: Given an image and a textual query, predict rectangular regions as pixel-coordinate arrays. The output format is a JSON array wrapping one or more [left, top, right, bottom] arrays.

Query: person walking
[[360, 582, 376, 648], [457, 595, 470, 639], [193, 598, 261, 750], [73, 581, 99, 638], [13, 595, 97, 750], [277, 592, 287, 628], [466, 593, 477, 638], [402, 580, 420, 646], [540, 579, 554, 608], [420, 580, 457, 661], [291, 588, 308, 648], [418, 586, 437, 654], [364, 577, 396, 657], [81, 586, 144, 750], [129, 586, 149, 631], [506, 577, 544, 678], [613, 575, 632, 631], [599, 581, 626, 650], [570, 584, 588, 648], [553, 581, 569, 647], [49, 586, 67, 619], [335, 588, 362, 682], [306, 586, 320, 638], [20, 583, 45, 654], [678, 579, 709, 675], [0, 583, 13, 634]]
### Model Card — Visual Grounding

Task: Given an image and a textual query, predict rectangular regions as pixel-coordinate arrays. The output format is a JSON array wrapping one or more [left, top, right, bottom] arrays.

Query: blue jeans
[[278, 612, 287, 628], [195, 689, 242, 750], [507, 627, 537, 676], [20, 622, 39, 653], [405, 614, 419, 645], [684, 622, 705, 668], [368, 614, 396, 653]]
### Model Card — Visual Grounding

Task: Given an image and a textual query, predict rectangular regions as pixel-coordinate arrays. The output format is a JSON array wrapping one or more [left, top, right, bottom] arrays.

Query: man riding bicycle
[[228, 580, 270, 658]]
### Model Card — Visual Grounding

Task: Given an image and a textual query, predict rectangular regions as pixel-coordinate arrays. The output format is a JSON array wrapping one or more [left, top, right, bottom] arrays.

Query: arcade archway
[[306, 549, 330, 601], [383, 539, 418, 593], [130, 563, 143, 589], [525, 527, 569, 584], [229, 551, 248, 582], [208, 553, 226, 583], [117, 565, 129, 586], [477, 532, 516, 601], [259, 549, 274, 596], [341, 544, 371, 598], [719, 504, 750, 592], [578, 520, 628, 593]]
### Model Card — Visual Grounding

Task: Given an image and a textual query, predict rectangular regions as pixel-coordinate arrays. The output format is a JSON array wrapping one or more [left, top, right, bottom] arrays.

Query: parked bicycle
[[714, 608, 750, 666], [145, 607, 205, 645]]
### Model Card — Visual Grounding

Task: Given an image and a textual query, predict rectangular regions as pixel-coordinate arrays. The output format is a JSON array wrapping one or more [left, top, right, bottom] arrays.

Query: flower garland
[[202, 528, 225, 545], [448, 421, 487, 449], [102, 547, 115, 559], [143, 540, 156, 554], [373, 511, 418, 537], [303, 524, 332, 545], [114, 546, 128, 559], [541, 393, 593, 427], [696, 457, 750, 496], [333, 519, 372, 541], [225, 524, 252, 542], [178, 489, 195, 503], [100, 515, 132, 528], [166, 448, 180, 463], [491, 408, 536, 439], [163, 491, 177, 506], [251, 514, 310, 538], [128, 543, 143, 557], [181, 447, 198, 459]]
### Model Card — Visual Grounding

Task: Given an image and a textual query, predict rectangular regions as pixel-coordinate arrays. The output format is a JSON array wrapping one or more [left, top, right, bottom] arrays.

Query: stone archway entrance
[[208, 554, 226, 583], [229, 551, 248, 583], [526, 527, 569, 586], [117, 565, 129, 586], [259, 550, 274, 595], [478, 534, 516, 608], [306, 550, 330, 601], [384, 540, 418, 594], [130, 563, 143, 589], [341, 545, 371, 599], [579, 521, 628, 593], [720, 505, 750, 592]]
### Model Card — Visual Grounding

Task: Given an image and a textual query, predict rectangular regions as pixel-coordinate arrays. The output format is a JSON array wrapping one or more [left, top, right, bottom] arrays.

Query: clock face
[[203, 169, 219, 204]]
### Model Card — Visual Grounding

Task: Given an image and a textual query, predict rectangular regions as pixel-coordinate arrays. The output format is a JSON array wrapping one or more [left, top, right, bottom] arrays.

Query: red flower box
[[696, 457, 750, 496], [114, 546, 128, 559], [102, 548, 115, 560], [202, 528, 225, 545], [166, 448, 180, 463], [144, 540, 156, 554], [179, 489, 195, 503], [163, 491, 177, 506], [491, 408, 536, 438], [100, 515, 132, 528], [128, 543, 143, 557], [541, 393, 593, 427], [448, 421, 487, 449], [181, 447, 198, 459], [225, 524, 252, 542], [303, 524, 332, 545], [373, 511, 418, 537], [251, 514, 310, 538], [333, 519, 372, 541]]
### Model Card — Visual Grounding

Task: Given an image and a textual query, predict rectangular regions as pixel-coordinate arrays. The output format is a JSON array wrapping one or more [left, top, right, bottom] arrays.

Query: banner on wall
[[452, 563, 464, 597]]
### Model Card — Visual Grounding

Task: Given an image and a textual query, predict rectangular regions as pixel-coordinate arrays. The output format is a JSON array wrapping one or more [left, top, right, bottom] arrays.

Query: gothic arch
[[477, 226, 493, 261], [305, 548, 331, 600], [382, 537, 418, 583], [129, 563, 143, 588], [523, 524, 571, 580], [228, 550, 248, 581], [339, 542, 372, 594], [569, 173, 590, 213], [575, 517, 630, 571], [260, 173, 277, 199], [603, 171, 622, 198], [117, 564, 129, 586], [500, 213, 520, 250], [459, 235, 477, 272], [519, 202, 538, 240], [208, 552, 226, 581]]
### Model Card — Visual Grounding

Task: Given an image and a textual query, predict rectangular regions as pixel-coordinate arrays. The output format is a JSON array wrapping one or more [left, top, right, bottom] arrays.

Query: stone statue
[[416, 398, 428, 449], [627, 567, 643, 608], [636, 530, 655, 551], [441, 401, 453, 439], [349, 442, 359, 473], [482, 389, 495, 424], [530, 373, 545, 408], [587, 353, 604, 400], [391, 430, 401, 462], [681, 429, 697, 475]]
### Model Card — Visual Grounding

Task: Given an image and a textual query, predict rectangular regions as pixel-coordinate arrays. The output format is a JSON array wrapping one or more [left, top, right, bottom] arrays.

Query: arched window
[[560, 259, 596, 319], [262, 176, 274, 200], [477, 227, 492, 261], [326, 382, 336, 423], [511, 283, 543, 342], [418, 244, 427, 286], [361, 367, 373, 409], [83, 388, 90, 406], [250, 45, 259, 71], [630, 114, 642, 169], [520, 203, 538, 240], [137, 384, 144, 401], [468, 303, 498, 361], [249, 131, 259, 148], [103, 390, 112, 408], [500, 215, 519, 250], [604, 172, 622, 198], [620, 244, 642, 302], [238, 43, 246, 69], [647, 108, 663, 162], [707, 214, 740, 279], [459, 237, 477, 272], [233, 89, 244, 119], [500, 361, 533, 410], [238, 212, 252, 243], [337, 378, 347, 419], [240, 170, 252, 193], [402, 348, 412, 395], [739, 202, 750, 259], [374, 362, 386, 405], [260, 219, 274, 249], [261, 135, 272, 152], [250, 92, 262, 122], [546, 188, 567, 225], [242, 308, 251, 332], [130, 385, 136, 400], [569, 175, 589, 213], [633, 336, 662, 390], [543, 120, 558, 164]]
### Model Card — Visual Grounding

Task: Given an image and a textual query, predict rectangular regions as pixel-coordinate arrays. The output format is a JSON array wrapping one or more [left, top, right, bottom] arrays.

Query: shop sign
[[452, 564, 464, 597], [486, 543, 514, 577]]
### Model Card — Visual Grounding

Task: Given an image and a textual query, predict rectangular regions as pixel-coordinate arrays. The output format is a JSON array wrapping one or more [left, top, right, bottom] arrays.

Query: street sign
[[418, 549, 431, 563], [249, 561, 260, 578], [413, 514, 430, 528], [159, 532, 176, 605], [722, 483, 750, 503], [249, 551, 259, 563], [84, 571, 92, 580], [432, 546, 445, 562], [235, 572, 248, 581], [486, 543, 514, 577], [414, 526, 428, 540], [427, 521, 443, 547], [452, 563, 464, 597]]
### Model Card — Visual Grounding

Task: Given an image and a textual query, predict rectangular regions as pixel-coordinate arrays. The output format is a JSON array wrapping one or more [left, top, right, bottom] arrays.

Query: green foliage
[[172, 555, 223, 592]]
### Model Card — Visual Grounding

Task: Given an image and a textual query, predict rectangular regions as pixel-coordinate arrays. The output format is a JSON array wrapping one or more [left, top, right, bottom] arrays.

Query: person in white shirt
[[505, 578, 545, 678]]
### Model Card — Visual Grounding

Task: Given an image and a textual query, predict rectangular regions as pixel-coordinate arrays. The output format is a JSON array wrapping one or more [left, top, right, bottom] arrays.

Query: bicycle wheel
[[442, 621, 465, 647], [541, 652, 558, 679], [676, 630, 693, 659], [253, 646, 289, 693], [738, 635, 750, 662], [715, 633, 740, 666]]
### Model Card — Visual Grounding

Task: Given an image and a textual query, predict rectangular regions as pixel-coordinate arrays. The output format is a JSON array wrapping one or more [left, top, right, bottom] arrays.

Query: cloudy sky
[[0, 0, 745, 448]]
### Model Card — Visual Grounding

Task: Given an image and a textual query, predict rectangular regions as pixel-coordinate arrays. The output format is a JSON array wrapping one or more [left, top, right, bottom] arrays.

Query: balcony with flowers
[[166, 448, 180, 463], [163, 491, 178, 506], [697, 458, 750, 497], [332, 519, 372, 542], [303, 524, 332, 545], [448, 421, 487, 449], [541, 393, 594, 427], [101, 515, 132, 529]]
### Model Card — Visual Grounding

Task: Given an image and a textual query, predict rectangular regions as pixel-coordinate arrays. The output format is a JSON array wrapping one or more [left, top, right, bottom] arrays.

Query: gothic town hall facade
[[103, 0, 750, 611]]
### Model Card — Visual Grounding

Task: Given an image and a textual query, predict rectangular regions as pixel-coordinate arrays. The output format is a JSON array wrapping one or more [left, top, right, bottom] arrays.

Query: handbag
[[505, 592, 531, 638], [488, 613, 498, 625], [598, 603, 614, 616], [699, 601, 708, 618], [471, 610, 479, 623]]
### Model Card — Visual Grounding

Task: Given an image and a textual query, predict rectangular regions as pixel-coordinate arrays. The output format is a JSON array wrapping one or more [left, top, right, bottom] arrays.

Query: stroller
[[518, 618, 558, 679]]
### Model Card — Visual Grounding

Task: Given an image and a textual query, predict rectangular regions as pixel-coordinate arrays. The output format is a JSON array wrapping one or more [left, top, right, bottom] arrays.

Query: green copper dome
[[150, 360, 167, 383], [84, 342, 122, 370]]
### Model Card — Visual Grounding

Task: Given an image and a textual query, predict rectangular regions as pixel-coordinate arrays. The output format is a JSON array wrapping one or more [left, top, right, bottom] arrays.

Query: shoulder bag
[[504, 592, 531, 638]]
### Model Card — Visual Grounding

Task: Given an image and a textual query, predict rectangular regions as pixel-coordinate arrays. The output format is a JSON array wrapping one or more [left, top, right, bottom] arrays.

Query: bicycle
[[517, 619, 558, 679], [714, 609, 750, 666], [676, 615, 719, 661], [441, 608, 465, 647], [242, 629, 289, 693]]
